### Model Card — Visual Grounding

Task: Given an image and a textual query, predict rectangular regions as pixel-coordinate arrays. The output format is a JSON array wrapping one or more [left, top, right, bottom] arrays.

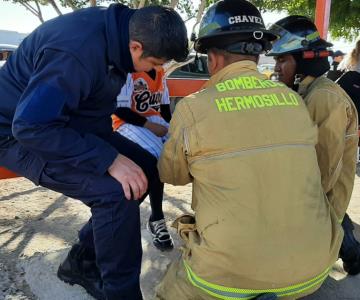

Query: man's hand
[[144, 121, 168, 137], [108, 154, 148, 200]]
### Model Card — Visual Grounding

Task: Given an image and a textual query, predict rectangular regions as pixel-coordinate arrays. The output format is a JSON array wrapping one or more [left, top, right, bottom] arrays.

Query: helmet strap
[[294, 74, 303, 86], [292, 74, 302, 92]]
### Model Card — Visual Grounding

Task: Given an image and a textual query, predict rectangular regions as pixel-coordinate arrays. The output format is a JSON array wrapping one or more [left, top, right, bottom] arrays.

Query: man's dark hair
[[129, 6, 189, 62]]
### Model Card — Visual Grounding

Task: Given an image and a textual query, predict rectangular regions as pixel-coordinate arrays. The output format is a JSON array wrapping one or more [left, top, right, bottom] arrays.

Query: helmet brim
[[194, 30, 278, 53], [266, 23, 333, 56], [267, 38, 333, 56]]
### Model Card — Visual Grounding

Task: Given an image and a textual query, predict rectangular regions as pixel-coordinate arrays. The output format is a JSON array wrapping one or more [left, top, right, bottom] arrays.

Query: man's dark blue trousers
[[0, 132, 162, 300]]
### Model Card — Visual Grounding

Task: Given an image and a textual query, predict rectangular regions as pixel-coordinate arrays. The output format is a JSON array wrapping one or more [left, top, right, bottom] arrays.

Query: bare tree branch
[[169, 0, 178, 8], [89, 0, 96, 6], [129, 0, 139, 8], [190, 0, 206, 37], [184, 15, 195, 23], [19, 1, 44, 23], [48, 0, 63, 15], [137, 0, 146, 8], [34, 1, 44, 22], [19, 2, 39, 16]]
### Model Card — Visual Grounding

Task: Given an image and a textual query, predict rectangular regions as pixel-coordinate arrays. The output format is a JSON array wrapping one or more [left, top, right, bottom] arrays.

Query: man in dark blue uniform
[[0, 4, 188, 300]]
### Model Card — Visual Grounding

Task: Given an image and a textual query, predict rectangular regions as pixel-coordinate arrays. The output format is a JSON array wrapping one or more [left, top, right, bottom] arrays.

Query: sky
[[0, 0, 356, 53]]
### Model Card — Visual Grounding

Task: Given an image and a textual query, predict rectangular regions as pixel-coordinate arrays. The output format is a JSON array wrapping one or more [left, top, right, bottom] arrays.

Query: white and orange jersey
[[113, 68, 170, 129]]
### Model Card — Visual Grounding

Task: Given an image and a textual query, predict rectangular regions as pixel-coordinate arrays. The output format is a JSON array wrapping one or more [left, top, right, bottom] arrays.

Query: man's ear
[[207, 51, 218, 74], [129, 40, 143, 54], [208, 51, 226, 75]]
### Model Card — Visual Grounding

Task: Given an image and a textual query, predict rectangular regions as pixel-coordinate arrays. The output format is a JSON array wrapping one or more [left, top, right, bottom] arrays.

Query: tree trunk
[[20, 1, 44, 23], [34, 1, 44, 22], [137, 0, 146, 8], [89, 0, 97, 7], [129, 0, 138, 8], [169, 0, 178, 8], [190, 0, 206, 44], [48, 0, 63, 15]]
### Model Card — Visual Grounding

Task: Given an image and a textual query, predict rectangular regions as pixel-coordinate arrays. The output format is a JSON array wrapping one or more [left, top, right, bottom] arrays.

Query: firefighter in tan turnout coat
[[155, 1, 344, 299], [267, 16, 360, 276]]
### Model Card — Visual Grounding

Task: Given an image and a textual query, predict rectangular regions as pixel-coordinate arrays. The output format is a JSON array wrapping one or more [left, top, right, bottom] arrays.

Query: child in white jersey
[[112, 67, 173, 251]]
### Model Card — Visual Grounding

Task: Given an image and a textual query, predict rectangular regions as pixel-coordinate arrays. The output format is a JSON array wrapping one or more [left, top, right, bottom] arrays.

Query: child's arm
[[114, 107, 168, 137], [114, 107, 147, 127], [160, 104, 171, 123]]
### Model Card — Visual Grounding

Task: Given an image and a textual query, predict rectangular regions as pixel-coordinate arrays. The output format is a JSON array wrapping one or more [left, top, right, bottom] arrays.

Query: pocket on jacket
[[172, 214, 196, 243]]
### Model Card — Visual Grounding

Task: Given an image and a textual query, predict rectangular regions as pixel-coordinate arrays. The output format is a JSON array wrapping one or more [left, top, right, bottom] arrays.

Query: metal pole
[[315, 0, 332, 39]]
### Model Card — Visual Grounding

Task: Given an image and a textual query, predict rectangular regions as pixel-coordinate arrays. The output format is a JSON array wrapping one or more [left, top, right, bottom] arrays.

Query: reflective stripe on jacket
[[183, 261, 329, 300]]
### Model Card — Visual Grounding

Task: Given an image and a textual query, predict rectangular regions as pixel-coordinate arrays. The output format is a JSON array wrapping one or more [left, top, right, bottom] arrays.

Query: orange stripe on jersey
[[131, 68, 165, 117], [112, 68, 166, 131], [112, 114, 122, 131]]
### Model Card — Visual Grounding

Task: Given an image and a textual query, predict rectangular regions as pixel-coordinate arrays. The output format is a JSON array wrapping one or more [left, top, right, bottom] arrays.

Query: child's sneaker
[[147, 218, 174, 251]]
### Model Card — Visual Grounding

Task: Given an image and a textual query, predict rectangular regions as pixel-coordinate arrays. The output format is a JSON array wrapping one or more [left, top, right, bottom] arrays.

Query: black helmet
[[267, 15, 333, 56], [194, 0, 278, 54]]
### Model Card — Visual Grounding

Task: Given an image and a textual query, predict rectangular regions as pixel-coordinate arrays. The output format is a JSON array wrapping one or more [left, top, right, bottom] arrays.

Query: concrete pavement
[[1, 167, 360, 300]]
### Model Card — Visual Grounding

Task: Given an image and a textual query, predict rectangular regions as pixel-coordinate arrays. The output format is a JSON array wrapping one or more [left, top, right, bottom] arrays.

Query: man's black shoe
[[57, 243, 105, 300]]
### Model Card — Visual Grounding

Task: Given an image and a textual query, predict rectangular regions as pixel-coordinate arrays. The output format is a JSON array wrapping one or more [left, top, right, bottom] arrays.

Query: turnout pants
[[0, 132, 162, 300]]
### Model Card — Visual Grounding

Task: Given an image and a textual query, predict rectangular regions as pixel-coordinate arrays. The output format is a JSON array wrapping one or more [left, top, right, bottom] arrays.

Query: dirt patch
[[1, 173, 360, 299]]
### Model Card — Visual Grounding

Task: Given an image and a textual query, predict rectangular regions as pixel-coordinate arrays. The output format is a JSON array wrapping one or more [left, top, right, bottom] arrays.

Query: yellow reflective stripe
[[306, 31, 320, 41], [183, 260, 330, 299], [199, 22, 221, 37]]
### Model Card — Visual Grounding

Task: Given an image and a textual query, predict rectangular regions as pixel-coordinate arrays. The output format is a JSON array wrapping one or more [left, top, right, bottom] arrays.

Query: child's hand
[[144, 121, 168, 137]]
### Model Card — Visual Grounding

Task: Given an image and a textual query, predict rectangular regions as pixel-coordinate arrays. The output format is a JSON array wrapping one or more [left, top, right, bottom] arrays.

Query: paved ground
[[1, 166, 360, 300]]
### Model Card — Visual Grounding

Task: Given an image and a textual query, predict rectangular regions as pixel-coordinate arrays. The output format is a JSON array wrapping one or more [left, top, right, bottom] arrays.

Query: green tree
[[4, 0, 203, 27], [248, 0, 360, 41], [8, 0, 359, 41]]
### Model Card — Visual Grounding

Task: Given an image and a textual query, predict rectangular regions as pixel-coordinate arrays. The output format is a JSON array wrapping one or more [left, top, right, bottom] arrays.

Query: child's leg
[[147, 172, 173, 251], [116, 124, 173, 250], [149, 181, 165, 221], [116, 124, 166, 219], [117, 123, 163, 159]]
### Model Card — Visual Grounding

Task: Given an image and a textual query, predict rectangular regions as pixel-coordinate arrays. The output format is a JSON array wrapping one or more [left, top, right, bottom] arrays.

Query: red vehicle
[[166, 54, 209, 98]]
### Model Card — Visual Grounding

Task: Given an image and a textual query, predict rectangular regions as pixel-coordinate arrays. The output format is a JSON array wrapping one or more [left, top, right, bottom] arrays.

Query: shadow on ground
[[2, 178, 360, 300]]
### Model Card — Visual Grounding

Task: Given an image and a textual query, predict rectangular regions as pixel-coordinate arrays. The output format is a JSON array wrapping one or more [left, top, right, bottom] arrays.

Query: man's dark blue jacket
[[0, 4, 135, 175]]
